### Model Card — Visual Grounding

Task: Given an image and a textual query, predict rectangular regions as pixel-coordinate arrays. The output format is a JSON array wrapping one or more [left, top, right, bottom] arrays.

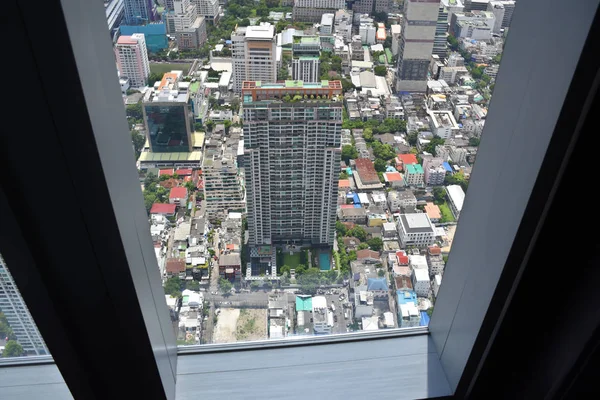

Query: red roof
[[159, 169, 174, 176], [428, 246, 442, 255], [357, 249, 380, 260], [169, 187, 188, 199], [176, 169, 192, 176], [397, 254, 409, 265], [150, 203, 177, 214], [398, 154, 418, 166], [341, 204, 354, 209], [166, 258, 186, 273], [339, 179, 351, 188], [385, 172, 403, 182], [354, 158, 379, 185], [184, 176, 192, 182]]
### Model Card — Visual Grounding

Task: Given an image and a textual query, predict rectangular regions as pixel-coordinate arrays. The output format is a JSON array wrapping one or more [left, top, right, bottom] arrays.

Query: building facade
[[0, 254, 48, 356], [292, 57, 320, 82], [396, 0, 440, 92], [433, 5, 449, 61], [293, 0, 345, 22], [397, 213, 435, 247], [124, 0, 156, 25], [106, 0, 125, 37], [232, 24, 277, 92], [114, 33, 150, 88], [242, 80, 343, 249], [446, 184, 465, 219], [423, 157, 446, 185], [404, 163, 424, 187], [192, 0, 220, 23], [142, 71, 194, 153]]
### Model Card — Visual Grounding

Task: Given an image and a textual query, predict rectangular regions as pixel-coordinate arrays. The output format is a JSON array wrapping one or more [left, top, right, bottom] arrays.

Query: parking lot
[[317, 288, 353, 334]]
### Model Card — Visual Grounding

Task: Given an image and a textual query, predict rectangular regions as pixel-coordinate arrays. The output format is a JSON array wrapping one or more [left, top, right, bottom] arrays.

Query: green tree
[[469, 137, 481, 146], [219, 278, 233, 295], [231, 97, 240, 113], [335, 220, 347, 237], [374, 65, 388, 76], [340, 78, 356, 92], [186, 280, 200, 291], [406, 131, 419, 146], [374, 158, 387, 172], [147, 72, 163, 86], [363, 128, 374, 142], [126, 102, 143, 120], [426, 307, 434, 317], [144, 192, 158, 212], [447, 34, 459, 51], [164, 277, 182, 297], [471, 66, 484, 79], [378, 269, 385, 277], [358, 243, 369, 250], [492, 53, 502, 64], [2, 340, 23, 357], [433, 187, 446, 204], [424, 136, 445, 156], [277, 66, 290, 80], [0, 313, 15, 341], [367, 237, 383, 251], [131, 130, 146, 159], [348, 226, 367, 241], [205, 120, 215, 131], [341, 145, 359, 163], [339, 170, 349, 179]]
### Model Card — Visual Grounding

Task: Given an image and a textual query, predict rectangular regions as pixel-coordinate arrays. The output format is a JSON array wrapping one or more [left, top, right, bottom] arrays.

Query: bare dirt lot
[[213, 308, 267, 343]]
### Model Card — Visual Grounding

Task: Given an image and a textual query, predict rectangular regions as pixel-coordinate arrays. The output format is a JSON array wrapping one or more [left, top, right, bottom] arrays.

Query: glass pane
[[108, 0, 517, 343], [0, 254, 49, 357]]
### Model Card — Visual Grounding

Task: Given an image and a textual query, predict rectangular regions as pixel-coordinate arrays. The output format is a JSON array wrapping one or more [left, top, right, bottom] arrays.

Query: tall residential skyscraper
[[115, 34, 150, 88], [433, 5, 449, 61], [396, 0, 440, 92], [242, 80, 343, 273], [0, 254, 48, 356], [231, 24, 277, 92], [292, 36, 321, 83], [124, 0, 156, 25]]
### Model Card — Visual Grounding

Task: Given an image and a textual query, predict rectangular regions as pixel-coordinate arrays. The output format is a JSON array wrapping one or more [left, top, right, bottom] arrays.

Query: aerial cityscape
[[0, 0, 514, 355]]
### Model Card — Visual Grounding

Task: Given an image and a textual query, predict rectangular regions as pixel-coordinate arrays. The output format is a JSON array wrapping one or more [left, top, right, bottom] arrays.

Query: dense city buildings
[[192, 0, 221, 24], [242, 80, 343, 258], [164, 0, 207, 49], [396, 0, 440, 92], [114, 33, 150, 88], [232, 24, 277, 92], [0, 255, 48, 356]]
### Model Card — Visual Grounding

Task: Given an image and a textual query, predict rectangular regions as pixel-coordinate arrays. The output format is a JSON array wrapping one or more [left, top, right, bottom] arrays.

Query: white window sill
[[0, 332, 451, 400]]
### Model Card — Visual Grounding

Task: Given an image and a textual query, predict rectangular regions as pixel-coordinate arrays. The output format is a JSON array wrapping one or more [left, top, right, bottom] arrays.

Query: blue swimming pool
[[319, 253, 330, 271]]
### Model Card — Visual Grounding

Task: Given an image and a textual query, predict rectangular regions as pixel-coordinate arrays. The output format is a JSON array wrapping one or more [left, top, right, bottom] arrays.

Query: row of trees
[[143, 172, 169, 212], [342, 117, 406, 134]]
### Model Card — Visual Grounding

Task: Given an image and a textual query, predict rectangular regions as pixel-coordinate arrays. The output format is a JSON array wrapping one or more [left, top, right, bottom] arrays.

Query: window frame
[[0, 0, 599, 399]]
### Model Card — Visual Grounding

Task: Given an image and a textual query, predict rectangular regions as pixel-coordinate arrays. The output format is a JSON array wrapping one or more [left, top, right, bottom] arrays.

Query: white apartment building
[[441, 0, 465, 21], [292, 56, 320, 83], [114, 33, 150, 88], [387, 190, 417, 212], [232, 24, 277, 92], [242, 81, 343, 247], [192, 0, 220, 23], [359, 23, 376, 45], [423, 157, 446, 185], [412, 268, 431, 297], [0, 254, 48, 355], [450, 146, 468, 165], [451, 11, 496, 40], [334, 9, 353, 42], [320, 13, 334, 35], [427, 246, 446, 275], [404, 163, 424, 187], [428, 110, 460, 139], [170, 0, 197, 32], [391, 24, 401, 56], [432, 274, 443, 297], [487, 1, 505, 33], [446, 184, 465, 219], [397, 213, 435, 247]]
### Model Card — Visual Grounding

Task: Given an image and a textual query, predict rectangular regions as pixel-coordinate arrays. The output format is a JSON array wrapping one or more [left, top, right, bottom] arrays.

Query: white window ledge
[[0, 332, 451, 400]]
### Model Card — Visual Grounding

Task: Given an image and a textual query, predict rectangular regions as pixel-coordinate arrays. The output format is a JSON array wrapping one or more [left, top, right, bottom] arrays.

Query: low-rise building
[[338, 207, 367, 224], [397, 213, 436, 247], [424, 202, 441, 223], [412, 268, 430, 297], [169, 187, 188, 206], [427, 245, 445, 275], [357, 249, 381, 264], [432, 274, 443, 298], [383, 171, 404, 188], [166, 258, 186, 278], [342, 237, 362, 251], [218, 253, 241, 282], [367, 277, 389, 299], [428, 110, 460, 139], [367, 214, 387, 227], [404, 164, 425, 187], [382, 222, 397, 238], [320, 13, 334, 35], [397, 290, 420, 327], [423, 157, 447, 185], [446, 184, 465, 219], [150, 203, 177, 216], [387, 190, 417, 212]]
